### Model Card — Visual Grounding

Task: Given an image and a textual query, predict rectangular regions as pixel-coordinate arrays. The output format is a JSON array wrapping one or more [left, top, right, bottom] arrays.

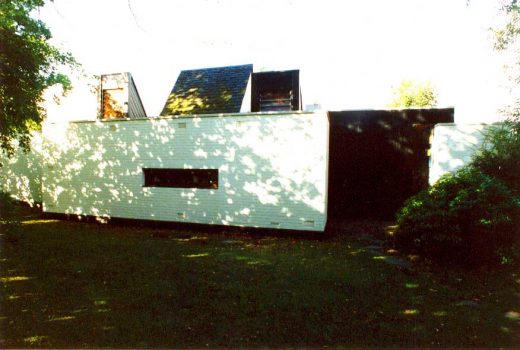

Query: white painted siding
[[41, 112, 329, 231], [239, 74, 252, 113], [429, 123, 498, 185], [0, 133, 42, 205]]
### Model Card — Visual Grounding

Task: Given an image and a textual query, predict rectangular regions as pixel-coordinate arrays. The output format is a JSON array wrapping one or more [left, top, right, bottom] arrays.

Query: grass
[[1, 205, 519, 348]]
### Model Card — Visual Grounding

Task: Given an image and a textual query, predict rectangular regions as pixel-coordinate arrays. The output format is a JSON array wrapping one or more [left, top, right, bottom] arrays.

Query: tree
[[388, 80, 438, 108], [493, 0, 519, 51], [486, 1, 519, 189], [472, 118, 520, 196], [492, 1, 519, 118], [0, 0, 77, 155], [393, 4, 520, 268]]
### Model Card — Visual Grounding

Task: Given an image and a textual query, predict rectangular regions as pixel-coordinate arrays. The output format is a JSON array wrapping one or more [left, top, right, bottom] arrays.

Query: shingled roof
[[160, 64, 253, 116]]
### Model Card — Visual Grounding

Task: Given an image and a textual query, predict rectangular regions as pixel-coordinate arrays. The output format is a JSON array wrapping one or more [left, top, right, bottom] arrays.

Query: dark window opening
[[251, 70, 300, 112], [259, 90, 293, 111], [143, 168, 218, 189]]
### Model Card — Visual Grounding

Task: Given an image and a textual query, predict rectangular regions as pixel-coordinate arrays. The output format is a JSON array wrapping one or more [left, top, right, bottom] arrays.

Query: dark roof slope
[[160, 64, 253, 116]]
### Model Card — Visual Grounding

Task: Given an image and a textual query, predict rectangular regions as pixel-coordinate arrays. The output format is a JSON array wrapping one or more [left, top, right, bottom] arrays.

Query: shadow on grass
[[1, 206, 519, 348]]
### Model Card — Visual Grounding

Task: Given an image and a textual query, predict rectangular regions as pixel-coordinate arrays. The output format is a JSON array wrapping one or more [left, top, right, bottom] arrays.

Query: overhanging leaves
[[0, 0, 77, 155]]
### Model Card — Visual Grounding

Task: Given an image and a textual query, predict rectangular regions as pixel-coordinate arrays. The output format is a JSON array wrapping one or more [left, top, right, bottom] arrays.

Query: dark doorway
[[327, 108, 454, 222]]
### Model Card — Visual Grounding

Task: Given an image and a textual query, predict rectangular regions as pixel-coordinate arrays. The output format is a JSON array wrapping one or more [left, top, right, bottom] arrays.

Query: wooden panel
[[327, 108, 454, 220], [128, 75, 147, 118], [291, 71, 300, 111]]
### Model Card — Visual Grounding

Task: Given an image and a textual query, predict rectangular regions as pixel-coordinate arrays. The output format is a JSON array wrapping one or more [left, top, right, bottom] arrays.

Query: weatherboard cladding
[[160, 64, 253, 116], [40, 112, 329, 231], [429, 123, 495, 185], [0, 133, 42, 204], [128, 75, 147, 118]]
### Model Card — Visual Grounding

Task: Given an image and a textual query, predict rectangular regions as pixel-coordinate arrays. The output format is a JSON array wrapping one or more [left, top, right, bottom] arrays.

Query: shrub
[[394, 167, 520, 267], [0, 191, 16, 221], [471, 117, 520, 195]]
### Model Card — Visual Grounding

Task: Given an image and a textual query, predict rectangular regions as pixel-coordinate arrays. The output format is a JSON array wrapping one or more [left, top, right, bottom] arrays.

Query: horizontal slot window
[[143, 168, 218, 189]]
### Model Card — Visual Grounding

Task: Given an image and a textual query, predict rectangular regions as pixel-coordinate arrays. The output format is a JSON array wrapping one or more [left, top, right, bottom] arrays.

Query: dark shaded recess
[[327, 108, 454, 221], [251, 70, 301, 112], [42, 211, 325, 239], [143, 168, 218, 189]]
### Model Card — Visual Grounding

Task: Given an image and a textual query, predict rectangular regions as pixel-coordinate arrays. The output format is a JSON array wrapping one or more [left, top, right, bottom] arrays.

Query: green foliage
[[471, 116, 520, 195], [395, 167, 520, 267], [492, 1, 519, 121], [395, 114, 520, 268], [0, 0, 77, 155], [493, 0, 519, 51], [0, 191, 16, 220], [388, 80, 438, 108], [395, 2, 520, 269], [0, 192, 21, 243]]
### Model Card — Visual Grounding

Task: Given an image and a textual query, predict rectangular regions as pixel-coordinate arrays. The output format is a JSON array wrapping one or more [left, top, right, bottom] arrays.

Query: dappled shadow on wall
[[40, 113, 327, 230], [429, 124, 489, 185], [0, 132, 43, 205], [327, 108, 454, 221]]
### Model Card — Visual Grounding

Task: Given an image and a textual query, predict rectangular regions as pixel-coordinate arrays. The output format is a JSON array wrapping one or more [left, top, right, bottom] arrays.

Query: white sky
[[39, 0, 515, 122]]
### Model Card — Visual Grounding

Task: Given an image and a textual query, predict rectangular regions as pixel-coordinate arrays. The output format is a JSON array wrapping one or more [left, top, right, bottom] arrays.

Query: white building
[[2, 65, 329, 232]]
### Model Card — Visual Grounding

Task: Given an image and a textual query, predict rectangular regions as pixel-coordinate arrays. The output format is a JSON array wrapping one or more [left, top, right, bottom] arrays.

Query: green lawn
[[1, 205, 519, 348]]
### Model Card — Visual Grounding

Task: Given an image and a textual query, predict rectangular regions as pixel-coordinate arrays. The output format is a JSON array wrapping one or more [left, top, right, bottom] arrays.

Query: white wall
[[41, 112, 329, 231], [429, 123, 497, 185], [0, 133, 42, 205], [239, 74, 252, 113]]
